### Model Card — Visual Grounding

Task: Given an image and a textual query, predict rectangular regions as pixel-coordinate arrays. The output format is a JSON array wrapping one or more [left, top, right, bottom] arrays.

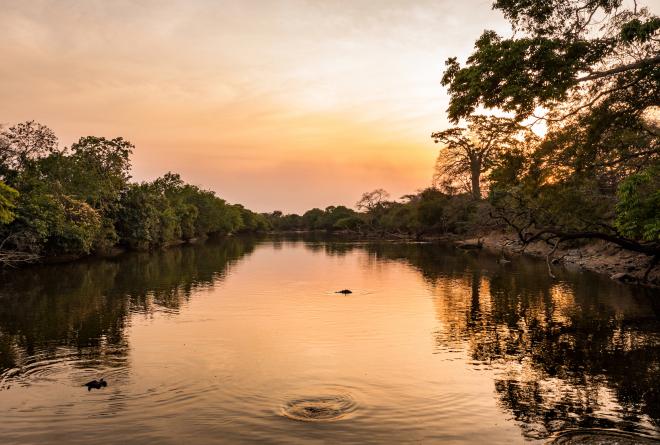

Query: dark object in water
[[83, 378, 107, 391], [335, 289, 352, 294]]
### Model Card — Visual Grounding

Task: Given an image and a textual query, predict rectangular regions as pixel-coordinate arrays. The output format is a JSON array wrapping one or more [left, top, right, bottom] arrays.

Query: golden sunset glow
[[1, 0, 511, 212]]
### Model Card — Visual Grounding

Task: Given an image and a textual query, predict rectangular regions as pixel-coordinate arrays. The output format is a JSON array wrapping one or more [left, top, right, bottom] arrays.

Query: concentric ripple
[[281, 394, 358, 422]]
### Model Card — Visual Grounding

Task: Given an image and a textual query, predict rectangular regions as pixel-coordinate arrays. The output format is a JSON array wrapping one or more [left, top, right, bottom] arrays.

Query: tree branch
[[576, 55, 660, 82]]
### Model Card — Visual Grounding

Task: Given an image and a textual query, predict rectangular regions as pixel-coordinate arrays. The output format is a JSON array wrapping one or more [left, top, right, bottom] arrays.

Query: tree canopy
[[0, 122, 268, 262], [442, 0, 659, 122], [436, 0, 659, 270]]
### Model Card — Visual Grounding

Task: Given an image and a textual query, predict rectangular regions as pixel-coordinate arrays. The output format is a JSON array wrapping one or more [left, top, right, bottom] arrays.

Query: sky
[[0, 0, 514, 213]]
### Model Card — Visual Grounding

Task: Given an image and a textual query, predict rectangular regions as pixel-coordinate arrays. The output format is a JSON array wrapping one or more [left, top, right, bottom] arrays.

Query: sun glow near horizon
[[1, 0, 510, 213]]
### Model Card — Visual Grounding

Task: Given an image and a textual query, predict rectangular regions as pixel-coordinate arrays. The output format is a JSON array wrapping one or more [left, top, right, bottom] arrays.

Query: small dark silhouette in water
[[83, 378, 107, 391], [335, 289, 352, 294]]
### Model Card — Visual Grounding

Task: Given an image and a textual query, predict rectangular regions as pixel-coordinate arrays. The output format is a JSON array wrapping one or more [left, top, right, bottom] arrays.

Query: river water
[[0, 236, 658, 444]]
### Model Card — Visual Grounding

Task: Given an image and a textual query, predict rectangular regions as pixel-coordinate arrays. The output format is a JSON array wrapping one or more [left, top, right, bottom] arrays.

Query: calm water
[[1, 236, 659, 444]]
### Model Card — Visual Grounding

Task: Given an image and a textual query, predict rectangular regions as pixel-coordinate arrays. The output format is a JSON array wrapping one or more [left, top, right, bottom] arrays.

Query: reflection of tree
[[2, 237, 658, 439], [0, 236, 256, 381], [363, 242, 660, 440]]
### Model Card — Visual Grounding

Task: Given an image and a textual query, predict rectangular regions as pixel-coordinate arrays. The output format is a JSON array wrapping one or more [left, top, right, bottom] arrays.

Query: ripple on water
[[0, 348, 128, 390], [281, 393, 358, 422], [547, 429, 660, 444]]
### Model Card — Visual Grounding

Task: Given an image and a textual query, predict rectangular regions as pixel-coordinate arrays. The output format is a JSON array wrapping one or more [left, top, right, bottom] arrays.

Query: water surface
[[1, 236, 658, 444]]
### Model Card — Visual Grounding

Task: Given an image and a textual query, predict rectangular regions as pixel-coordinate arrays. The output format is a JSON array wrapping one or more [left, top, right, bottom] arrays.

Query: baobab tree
[[432, 115, 535, 200]]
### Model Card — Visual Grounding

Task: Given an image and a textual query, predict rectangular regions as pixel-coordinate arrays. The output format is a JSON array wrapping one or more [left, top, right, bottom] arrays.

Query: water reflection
[[361, 241, 660, 439], [0, 237, 256, 388], [259, 236, 660, 438], [0, 236, 658, 443]]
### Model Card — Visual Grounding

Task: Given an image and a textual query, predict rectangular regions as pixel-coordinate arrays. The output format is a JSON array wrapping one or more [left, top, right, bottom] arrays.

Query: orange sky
[[1, 0, 512, 213]]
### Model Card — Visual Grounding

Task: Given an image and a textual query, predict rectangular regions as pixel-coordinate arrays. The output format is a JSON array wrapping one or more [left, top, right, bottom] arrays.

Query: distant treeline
[[0, 122, 269, 261], [262, 188, 481, 238]]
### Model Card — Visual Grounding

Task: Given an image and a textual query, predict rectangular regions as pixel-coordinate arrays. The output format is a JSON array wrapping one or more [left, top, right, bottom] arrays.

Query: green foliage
[[0, 181, 18, 225], [440, 0, 659, 258], [6, 175, 103, 255], [234, 204, 270, 232], [442, 33, 605, 121], [266, 206, 361, 232], [442, 1, 658, 122], [493, 0, 622, 37], [46, 195, 102, 255], [302, 208, 324, 229], [36, 136, 134, 251], [116, 174, 259, 250], [333, 215, 364, 231], [1, 122, 265, 260], [264, 211, 302, 231], [620, 17, 660, 43], [267, 187, 478, 237], [62, 136, 133, 210], [116, 183, 170, 249], [615, 163, 660, 242]]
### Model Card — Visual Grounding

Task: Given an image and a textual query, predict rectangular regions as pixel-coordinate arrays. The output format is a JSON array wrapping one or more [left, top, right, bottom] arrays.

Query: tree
[[438, 1, 660, 271], [64, 136, 133, 211], [44, 136, 134, 250], [302, 208, 324, 229], [356, 189, 391, 230], [442, 1, 659, 122], [432, 115, 535, 200], [0, 121, 59, 180], [318, 206, 357, 230], [356, 189, 390, 211]]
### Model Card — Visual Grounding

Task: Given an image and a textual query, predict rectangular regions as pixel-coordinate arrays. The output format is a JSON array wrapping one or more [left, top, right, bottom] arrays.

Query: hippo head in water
[[84, 378, 107, 391]]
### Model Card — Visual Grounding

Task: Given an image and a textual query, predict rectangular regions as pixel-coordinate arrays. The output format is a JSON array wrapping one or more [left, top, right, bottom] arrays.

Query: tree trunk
[[470, 159, 481, 200]]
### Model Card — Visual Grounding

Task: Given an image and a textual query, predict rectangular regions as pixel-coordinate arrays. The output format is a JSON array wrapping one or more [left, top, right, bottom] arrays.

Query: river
[[0, 236, 658, 444]]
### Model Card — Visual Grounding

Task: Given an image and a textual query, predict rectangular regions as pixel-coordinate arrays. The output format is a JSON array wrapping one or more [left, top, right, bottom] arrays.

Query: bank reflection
[[0, 237, 658, 442], [0, 237, 257, 386], [364, 242, 660, 439]]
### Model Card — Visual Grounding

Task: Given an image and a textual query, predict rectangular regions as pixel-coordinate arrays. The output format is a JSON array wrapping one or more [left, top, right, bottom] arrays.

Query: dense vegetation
[[439, 0, 659, 259], [263, 188, 483, 238], [0, 122, 268, 263]]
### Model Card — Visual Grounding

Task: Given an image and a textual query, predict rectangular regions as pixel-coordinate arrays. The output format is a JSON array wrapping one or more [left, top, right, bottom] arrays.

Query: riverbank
[[4, 229, 658, 287], [0, 233, 230, 267], [474, 231, 660, 287]]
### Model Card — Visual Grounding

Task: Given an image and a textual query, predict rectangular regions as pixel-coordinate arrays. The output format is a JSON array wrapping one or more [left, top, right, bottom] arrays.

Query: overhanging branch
[[576, 55, 660, 82]]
